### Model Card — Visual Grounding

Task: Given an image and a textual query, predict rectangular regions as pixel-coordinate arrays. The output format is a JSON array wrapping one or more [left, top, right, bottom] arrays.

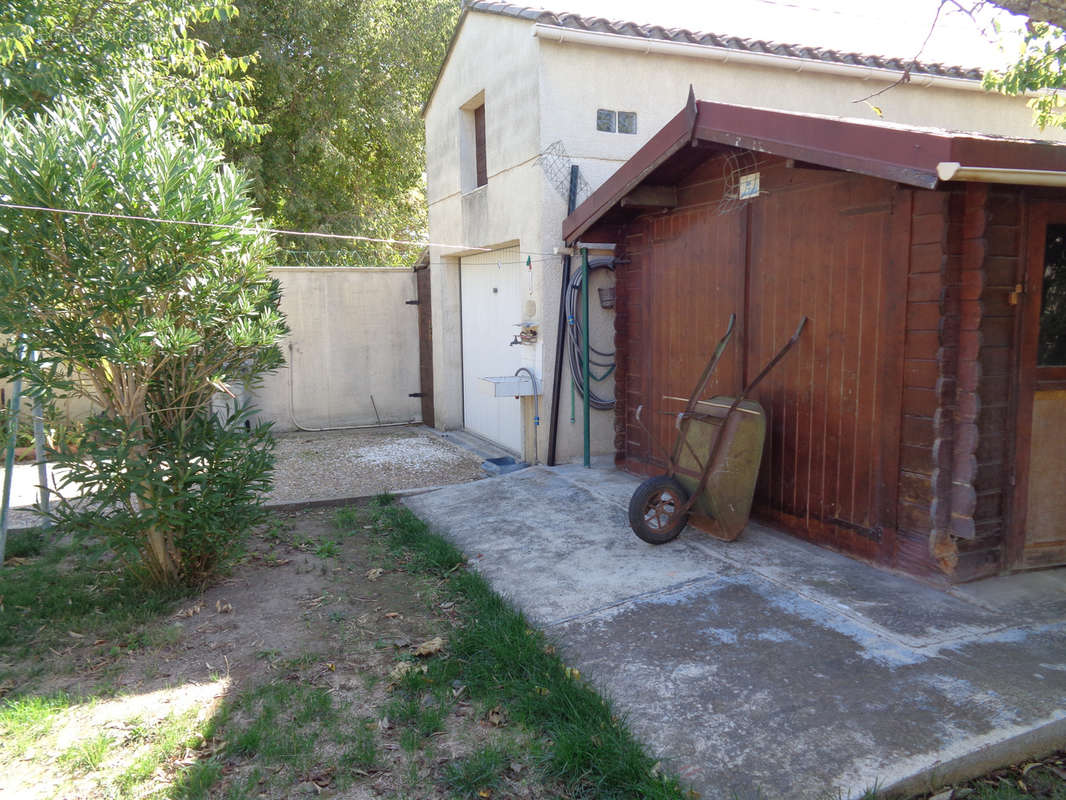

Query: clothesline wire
[[0, 202, 578, 261], [0, 201, 490, 252]]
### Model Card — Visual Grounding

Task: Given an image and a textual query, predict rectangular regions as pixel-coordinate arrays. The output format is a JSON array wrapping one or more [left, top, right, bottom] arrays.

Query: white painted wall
[[426, 11, 546, 455], [426, 8, 1064, 465], [254, 268, 422, 432]]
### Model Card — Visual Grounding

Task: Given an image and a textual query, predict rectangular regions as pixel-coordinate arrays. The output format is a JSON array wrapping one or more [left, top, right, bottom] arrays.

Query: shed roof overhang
[[562, 95, 1066, 243]]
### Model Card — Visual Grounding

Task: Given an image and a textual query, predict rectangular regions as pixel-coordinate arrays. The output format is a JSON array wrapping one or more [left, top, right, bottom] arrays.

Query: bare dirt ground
[[0, 508, 554, 799]]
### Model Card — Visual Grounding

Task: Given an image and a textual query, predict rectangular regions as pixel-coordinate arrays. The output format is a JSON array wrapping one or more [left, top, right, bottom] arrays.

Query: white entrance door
[[460, 246, 523, 453]]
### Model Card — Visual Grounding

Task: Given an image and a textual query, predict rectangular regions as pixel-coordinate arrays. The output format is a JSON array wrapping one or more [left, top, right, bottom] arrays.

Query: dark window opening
[[474, 104, 487, 188], [1040, 224, 1066, 366]]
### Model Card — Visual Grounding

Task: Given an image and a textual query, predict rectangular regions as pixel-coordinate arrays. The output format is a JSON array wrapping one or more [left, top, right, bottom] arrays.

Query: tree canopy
[[0, 0, 262, 142], [981, 12, 1066, 128], [196, 0, 459, 263]]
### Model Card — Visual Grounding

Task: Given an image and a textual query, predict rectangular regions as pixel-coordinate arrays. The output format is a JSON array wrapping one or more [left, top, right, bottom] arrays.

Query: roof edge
[[563, 99, 1066, 243], [532, 23, 987, 92]]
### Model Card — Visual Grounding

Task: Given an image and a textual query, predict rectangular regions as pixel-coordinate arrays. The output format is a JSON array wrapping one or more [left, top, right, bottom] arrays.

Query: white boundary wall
[[254, 268, 423, 433]]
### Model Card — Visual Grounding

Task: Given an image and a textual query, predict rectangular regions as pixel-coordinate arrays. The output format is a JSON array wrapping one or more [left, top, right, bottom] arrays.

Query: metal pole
[[31, 351, 50, 523], [546, 165, 580, 466], [1, 341, 26, 564], [582, 247, 590, 468]]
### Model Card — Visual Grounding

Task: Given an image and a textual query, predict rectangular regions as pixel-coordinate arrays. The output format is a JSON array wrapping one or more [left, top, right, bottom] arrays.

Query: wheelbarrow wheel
[[628, 476, 690, 544]]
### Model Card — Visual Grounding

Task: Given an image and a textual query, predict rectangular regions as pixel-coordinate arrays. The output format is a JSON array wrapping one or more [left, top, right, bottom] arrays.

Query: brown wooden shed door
[[637, 173, 902, 561], [1013, 202, 1066, 569]]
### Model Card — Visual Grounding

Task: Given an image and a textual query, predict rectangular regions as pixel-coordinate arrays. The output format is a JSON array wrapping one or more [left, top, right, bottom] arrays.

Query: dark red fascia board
[[563, 99, 1066, 243]]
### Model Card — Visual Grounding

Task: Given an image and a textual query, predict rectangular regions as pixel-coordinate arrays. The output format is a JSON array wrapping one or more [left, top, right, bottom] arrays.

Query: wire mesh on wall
[[538, 140, 591, 207], [715, 150, 766, 216]]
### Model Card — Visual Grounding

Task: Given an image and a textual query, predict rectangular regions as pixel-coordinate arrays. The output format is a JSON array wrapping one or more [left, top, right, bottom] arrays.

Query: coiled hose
[[566, 256, 616, 410]]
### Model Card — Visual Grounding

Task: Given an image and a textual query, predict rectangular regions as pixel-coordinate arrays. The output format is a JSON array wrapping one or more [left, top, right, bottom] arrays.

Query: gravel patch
[[1, 426, 485, 531], [266, 425, 485, 504]]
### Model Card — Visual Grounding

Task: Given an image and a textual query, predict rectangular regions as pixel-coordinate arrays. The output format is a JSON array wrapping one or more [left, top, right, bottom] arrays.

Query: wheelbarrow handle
[[683, 313, 736, 417], [740, 316, 808, 400]]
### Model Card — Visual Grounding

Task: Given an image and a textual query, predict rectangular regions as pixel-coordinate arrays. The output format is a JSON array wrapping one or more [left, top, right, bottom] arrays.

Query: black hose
[[566, 256, 616, 410]]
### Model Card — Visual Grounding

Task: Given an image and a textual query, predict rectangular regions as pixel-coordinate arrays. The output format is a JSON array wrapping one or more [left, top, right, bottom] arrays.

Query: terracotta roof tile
[[465, 1, 984, 80]]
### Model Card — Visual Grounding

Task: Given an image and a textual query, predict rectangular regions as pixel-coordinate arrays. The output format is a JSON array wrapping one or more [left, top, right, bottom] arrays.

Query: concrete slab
[[404, 466, 731, 624], [404, 465, 1066, 800]]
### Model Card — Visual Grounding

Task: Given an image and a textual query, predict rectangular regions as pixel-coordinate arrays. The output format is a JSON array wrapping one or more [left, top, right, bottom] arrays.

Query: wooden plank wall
[[747, 165, 900, 564], [614, 155, 745, 476], [896, 189, 951, 577], [611, 154, 1024, 581], [614, 155, 906, 567], [969, 188, 1024, 575], [898, 185, 1017, 581]]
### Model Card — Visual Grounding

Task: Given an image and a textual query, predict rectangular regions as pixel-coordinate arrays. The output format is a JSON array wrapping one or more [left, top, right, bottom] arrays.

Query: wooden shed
[[563, 95, 1066, 583]]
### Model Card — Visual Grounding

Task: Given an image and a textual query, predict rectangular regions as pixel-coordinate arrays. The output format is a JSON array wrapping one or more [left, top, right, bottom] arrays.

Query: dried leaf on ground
[[365, 568, 384, 581], [215, 600, 232, 614], [176, 602, 204, 618], [486, 706, 507, 727], [413, 636, 444, 657], [389, 661, 427, 683]]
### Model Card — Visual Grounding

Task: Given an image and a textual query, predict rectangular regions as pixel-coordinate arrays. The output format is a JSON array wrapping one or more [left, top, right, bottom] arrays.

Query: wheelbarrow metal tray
[[674, 396, 766, 541]]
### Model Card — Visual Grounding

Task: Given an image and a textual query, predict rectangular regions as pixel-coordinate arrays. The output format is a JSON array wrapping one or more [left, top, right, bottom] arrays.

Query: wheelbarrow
[[628, 314, 807, 544]]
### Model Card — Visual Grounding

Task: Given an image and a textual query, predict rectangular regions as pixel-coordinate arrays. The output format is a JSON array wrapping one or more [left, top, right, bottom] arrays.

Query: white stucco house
[[423, 1, 1058, 465]]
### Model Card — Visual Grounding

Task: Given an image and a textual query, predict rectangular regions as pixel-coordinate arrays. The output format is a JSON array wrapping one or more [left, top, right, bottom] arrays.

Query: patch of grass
[[0, 693, 73, 757], [443, 745, 511, 799], [333, 506, 362, 531], [339, 717, 377, 773], [0, 531, 187, 657], [369, 503, 465, 577], [171, 758, 222, 800], [901, 753, 1066, 800], [336, 500, 687, 800], [58, 731, 112, 773], [4, 527, 46, 559], [113, 707, 208, 798], [126, 622, 185, 652], [172, 677, 344, 796], [383, 691, 444, 731], [315, 539, 339, 559]]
